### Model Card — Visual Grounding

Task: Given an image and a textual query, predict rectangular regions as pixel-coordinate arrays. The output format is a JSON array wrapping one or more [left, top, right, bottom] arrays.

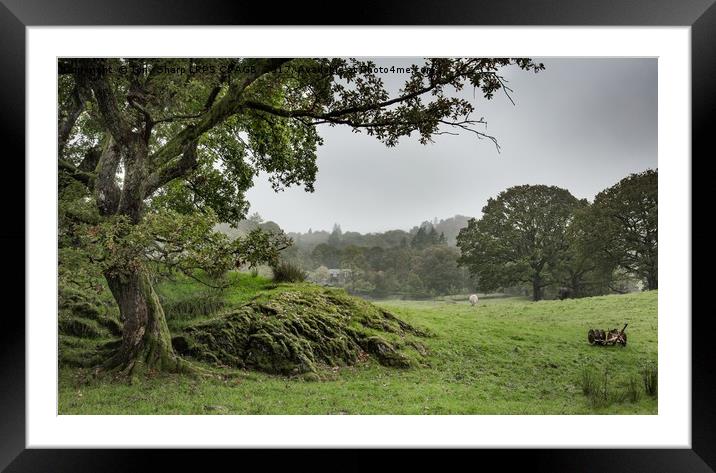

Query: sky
[[245, 58, 657, 234]]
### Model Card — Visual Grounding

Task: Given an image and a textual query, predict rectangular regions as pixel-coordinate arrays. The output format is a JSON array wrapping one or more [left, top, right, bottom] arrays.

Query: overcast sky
[[246, 58, 657, 233]]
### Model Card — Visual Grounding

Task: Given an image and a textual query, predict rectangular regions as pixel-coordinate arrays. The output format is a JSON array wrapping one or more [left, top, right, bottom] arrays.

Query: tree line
[[457, 169, 657, 301], [287, 222, 473, 298], [216, 216, 474, 298], [231, 169, 656, 302], [257, 169, 656, 302]]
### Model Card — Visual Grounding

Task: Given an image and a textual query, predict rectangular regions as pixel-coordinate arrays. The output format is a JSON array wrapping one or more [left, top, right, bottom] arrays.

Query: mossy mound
[[59, 286, 121, 367], [59, 286, 122, 338], [172, 288, 430, 375]]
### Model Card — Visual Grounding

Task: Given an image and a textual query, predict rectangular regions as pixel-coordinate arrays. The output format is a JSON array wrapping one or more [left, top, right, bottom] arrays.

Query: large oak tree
[[456, 185, 583, 300], [58, 58, 543, 375], [585, 169, 658, 290]]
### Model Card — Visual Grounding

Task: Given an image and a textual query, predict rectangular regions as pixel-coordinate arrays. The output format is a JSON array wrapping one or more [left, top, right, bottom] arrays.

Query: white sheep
[[469, 294, 479, 306]]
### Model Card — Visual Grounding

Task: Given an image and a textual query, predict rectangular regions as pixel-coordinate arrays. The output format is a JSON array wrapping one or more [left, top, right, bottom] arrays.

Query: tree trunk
[[104, 267, 185, 378], [95, 139, 191, 378], [646, 273, 658, 290], [532, 277, 543, 301]]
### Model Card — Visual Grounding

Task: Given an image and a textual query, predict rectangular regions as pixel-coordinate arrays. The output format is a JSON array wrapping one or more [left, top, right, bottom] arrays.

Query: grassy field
[[59, 276, 657, 415]]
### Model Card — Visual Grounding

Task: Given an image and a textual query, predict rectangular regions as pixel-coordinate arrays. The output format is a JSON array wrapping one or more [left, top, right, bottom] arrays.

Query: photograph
[[56, 56, 658, 415]]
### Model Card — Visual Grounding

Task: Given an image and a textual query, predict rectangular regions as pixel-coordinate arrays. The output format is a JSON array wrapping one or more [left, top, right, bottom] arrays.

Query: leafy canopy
[[59, 57, 544, 281], [457, 185, 583, 297]]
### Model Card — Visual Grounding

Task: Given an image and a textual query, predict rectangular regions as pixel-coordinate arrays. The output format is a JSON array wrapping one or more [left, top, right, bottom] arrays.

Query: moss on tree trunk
[[104, 268, 189, 380]]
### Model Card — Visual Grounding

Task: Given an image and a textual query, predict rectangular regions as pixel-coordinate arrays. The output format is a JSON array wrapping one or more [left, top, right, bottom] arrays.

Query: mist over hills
[[216, 214, 472, 249]]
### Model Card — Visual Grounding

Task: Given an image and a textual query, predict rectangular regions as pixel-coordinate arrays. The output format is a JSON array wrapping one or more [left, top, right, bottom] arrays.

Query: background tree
[[413, 246, 470, 296], [311, 243, 342, 268], [410, 225, 429, 249], [553, 203, 611, 297], [312, 265, 331, 285], [411, 223, 446, 249], [327, 223, 343, 247], [457, 185, 582, 301], [58, 57, 543, 374], [587, 169, 658, 290]]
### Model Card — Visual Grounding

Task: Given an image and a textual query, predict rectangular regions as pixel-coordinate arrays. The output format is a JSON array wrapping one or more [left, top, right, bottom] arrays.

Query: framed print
[[2, 0, 711, 471]]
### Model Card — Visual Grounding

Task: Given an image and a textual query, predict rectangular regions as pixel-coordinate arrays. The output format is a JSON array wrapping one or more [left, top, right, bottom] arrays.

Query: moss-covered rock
[[59, 285, 122, 367], [58, 286, 122, 339], [59, 335, 119, 367], [172, 288, 429, 375], [58, 317, 105, 338]]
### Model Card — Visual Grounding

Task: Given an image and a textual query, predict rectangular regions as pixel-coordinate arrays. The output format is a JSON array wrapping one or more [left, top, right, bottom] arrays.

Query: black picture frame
[[1, 1, 710, 471]]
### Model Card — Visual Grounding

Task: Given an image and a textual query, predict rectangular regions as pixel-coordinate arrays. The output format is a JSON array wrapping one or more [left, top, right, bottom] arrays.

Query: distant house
[[308, 267, 353, 286]]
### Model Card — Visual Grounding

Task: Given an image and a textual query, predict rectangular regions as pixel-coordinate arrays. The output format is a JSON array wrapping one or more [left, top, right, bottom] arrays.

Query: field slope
[[59, 281, 657, 415]]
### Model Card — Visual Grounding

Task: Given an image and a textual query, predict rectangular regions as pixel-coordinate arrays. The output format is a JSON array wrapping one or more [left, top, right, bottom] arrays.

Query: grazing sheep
[[469, 294, 479, 306]]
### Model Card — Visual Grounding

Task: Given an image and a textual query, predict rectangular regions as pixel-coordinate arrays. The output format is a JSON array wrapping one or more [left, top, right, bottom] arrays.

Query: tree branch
[[241, 59, 480, 122], [149, 58, 292, 167], [84, 64, 133, 146], [143, 141, 199, 198], [150, 66, 228, 126], [58, 158, 94, 186], [94, 137, 123, 216], [58, 83, 89, 157]]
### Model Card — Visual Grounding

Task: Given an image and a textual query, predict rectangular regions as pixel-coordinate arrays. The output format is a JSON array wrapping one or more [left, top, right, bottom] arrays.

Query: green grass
[[156, 271, 272, 305], [58, 280, 657, 415], [155, 272, 274, 331]]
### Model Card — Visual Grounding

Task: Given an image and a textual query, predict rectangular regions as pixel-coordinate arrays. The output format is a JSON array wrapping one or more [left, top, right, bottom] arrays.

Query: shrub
[[580, 366, 597, 396], [580, 365, 617, 408], [589, 366, 614, 408], [271, 261, 307, 283], [580, 364, 653, 408]]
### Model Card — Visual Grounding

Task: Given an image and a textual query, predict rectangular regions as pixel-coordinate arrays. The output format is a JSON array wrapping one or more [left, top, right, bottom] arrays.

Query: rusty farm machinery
[[588, 323, 628, 347]]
